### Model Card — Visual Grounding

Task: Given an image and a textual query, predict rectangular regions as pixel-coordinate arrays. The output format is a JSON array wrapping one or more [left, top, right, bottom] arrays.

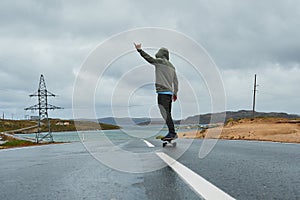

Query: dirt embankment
[[179, 118, 300, 143]]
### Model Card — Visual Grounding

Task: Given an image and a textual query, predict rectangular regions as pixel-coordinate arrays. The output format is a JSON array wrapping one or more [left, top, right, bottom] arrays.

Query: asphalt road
[[0, 138, 299, 200]]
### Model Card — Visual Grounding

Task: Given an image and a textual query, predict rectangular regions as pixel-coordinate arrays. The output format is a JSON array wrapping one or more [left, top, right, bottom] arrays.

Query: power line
[[252, 74, 258, 119]]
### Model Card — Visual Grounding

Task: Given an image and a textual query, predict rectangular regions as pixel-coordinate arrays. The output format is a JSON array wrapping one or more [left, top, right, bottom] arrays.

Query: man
[[134, 43, 178, 140]]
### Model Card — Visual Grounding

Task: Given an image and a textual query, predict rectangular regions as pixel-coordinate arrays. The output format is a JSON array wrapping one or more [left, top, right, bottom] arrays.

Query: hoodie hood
[[155, 47, 169, 60]]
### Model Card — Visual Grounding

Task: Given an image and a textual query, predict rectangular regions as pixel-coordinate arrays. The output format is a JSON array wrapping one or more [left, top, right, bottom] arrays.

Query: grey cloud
[[1, 0, 300, 118], [175, 0, 300, 68]]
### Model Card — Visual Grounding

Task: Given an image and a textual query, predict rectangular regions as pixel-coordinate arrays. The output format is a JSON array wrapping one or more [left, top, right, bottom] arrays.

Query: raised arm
[[134, 43, 156, 64]]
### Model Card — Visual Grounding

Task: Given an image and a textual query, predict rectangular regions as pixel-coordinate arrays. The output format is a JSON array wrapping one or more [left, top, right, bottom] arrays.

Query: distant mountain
[[97, 110, 299, 126], [135, 118, 167, 126], [98, 117, 162, 126], [180, 110, 299, 124]]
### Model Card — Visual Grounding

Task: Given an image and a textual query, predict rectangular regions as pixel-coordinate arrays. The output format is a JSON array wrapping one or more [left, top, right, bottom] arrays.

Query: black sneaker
[[161, 133, 178, 141]]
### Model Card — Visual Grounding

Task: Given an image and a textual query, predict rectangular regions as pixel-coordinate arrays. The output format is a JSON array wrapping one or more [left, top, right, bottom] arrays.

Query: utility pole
[[0, 112, 2, 132], [25, 74, 63, 143], [252, 74, 258, 119]]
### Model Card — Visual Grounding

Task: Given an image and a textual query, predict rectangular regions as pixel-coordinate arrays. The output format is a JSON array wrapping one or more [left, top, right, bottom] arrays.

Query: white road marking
[[156, 152, 235, 200], [142, 139, 155, 148], [142, 139, 235, 200]]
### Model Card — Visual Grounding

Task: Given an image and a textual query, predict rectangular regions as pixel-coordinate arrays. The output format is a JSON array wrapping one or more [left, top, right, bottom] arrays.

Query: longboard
[[162, 138, 177, 148]]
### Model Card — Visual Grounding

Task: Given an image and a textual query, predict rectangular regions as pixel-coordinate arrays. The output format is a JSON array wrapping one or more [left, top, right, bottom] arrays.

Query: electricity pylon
[[25, 74, 63, 143]]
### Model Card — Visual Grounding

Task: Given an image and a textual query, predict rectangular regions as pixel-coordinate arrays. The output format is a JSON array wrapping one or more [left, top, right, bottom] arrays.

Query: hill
[[0, 119, 119, 134], [179, 117, 300, 143], [96, 111, 299, 126], [98, 117, 162, 126], [180, 110, 299, 124]]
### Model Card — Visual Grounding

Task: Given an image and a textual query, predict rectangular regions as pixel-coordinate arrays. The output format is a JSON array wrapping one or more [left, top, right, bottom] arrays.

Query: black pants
[[157, 94, 175, 134]]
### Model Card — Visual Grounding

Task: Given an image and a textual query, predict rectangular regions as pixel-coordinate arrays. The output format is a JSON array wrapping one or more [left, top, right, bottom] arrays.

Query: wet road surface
[[0, 139, 299, 199]]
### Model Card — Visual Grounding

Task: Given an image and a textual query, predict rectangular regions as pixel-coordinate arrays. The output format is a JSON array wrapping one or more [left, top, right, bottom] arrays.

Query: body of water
[[16, 126, 181, 142]]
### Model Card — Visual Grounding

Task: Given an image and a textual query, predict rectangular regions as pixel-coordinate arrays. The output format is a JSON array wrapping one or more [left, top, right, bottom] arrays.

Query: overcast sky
[[1, 0, 300, 120]]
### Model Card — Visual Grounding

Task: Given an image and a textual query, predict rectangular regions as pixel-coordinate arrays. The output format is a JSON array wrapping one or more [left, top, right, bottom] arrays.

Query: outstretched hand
[[134, 43, 142, 50]]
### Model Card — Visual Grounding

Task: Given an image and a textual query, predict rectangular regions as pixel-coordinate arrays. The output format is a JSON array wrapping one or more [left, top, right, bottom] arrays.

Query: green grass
[[1, 140, 35, 147]]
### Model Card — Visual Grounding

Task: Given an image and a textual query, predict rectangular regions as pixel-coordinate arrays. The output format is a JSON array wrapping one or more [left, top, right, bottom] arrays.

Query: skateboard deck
[[162, 138, 177, 148]]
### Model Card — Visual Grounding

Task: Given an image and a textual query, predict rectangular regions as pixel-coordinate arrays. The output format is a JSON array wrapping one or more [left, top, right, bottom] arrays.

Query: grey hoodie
[[137, 47, 178, 96]]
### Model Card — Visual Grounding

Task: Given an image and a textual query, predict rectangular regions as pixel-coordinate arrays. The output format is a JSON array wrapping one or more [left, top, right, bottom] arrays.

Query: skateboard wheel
[[172, 142, 177, 147], [163, 142, 167, 147]]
